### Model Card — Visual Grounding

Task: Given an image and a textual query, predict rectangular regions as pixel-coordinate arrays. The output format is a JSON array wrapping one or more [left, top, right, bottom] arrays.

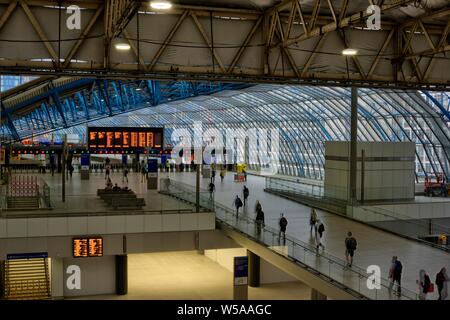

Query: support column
[[247, 250, 260, 288], [349, 87, 358, 204], [115, 254, 128, 295], [196, 157, 201, 213], [62, 137, 66, 203], [311, 288, 327, 300]]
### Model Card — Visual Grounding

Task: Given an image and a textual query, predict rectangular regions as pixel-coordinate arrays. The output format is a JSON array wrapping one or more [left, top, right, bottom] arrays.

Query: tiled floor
[[69, 251, 310, 300], [167, 171, 450, 300]]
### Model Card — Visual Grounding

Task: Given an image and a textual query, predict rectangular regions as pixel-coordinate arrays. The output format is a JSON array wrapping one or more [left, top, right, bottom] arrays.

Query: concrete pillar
[[247, 250, 260, 288], [349, 87, 358, 204], [311, 288, 327, 300], [115, 254, 128, 295]]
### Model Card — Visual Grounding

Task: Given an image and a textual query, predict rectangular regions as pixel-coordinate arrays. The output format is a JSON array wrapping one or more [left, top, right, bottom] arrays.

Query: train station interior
[[0, 0, 449, 302]]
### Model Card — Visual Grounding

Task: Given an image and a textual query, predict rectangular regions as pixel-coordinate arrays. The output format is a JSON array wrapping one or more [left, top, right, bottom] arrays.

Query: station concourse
[[0, 0, 449, 302]]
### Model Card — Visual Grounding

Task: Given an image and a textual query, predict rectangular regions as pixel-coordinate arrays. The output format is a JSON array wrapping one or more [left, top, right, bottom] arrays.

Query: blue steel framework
[[0, 78, 250, 142], [1, 79, 450, 179], [22, 84, 450, 182]]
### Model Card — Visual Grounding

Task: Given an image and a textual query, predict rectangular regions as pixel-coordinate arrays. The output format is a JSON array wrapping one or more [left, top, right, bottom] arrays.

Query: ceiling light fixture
[[150, 1, 173, 10], [115, 43, 131, 51], [342, 48, 358, 56]]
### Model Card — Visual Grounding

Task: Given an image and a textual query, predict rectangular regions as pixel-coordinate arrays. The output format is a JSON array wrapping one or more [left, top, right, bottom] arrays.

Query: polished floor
[[167, 171, 449, 300], [69, 251, 310, 300], [7, 170, 449, 299]]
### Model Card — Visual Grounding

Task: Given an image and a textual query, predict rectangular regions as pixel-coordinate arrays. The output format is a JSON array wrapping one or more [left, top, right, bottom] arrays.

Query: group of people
[[104, 177, 130, 192], [309, 208, 326, 251], [387, 256, 448, 300]]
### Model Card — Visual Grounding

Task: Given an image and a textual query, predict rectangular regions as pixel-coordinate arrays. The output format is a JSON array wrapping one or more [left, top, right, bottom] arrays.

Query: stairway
[[2, 258, 51, 299], [6, 197, 40, 209]]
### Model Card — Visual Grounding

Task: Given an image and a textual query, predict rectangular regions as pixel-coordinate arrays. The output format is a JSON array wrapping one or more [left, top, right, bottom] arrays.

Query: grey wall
[[63, 256, 116, 297], [51, 257, 64, 298], [0, 230, 235, 260]]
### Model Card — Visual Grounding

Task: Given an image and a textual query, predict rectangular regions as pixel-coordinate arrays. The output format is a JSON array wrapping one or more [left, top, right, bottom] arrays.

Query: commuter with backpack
[[315, 219, 325, 250], [234, 195, 243, 216], [344, 231, 357, 268]]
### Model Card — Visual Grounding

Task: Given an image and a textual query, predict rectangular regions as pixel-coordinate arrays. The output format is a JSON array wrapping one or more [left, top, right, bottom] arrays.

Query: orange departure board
[[73, 238, 88, 257], [123, 132, 130, 148], [130, 132, 138, 147], [147, 132, 154, 148], [106, 132, 114, 148], [139, 132, 146, 147], [88, 238, 103, 257], [73, 237, 103, 258], [89, 132, 97, 148], [87, 127, 163, 150], [114, 132, 122, 148], [98, 132, 106, 148]]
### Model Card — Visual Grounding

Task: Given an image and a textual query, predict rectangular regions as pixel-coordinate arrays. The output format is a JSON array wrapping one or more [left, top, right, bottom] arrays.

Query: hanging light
[[115, 43, 131, 51], [150, 1, 172, 10], [342, 48, 358, 56]]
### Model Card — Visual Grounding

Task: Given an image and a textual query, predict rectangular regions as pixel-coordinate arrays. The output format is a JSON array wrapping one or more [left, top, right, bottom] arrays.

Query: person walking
[[243, 186, 249, 207], [141, 161, 147, 183], [436, 267, 449, 300], [105, 164, 111, 180], [255, 200, 262, 215], [278, 213, 288, 244], [255, 209, 265, 236], [123, 166, 129, 183], [391, 256, 403, 296], [234, 195, 243, 216], [344, 231, 357, 268], [211, 168, 216, 183], [208, 181, 215, 200], [220, 169, 225, 182], [388, 256, 396, 292], [315, 219, 325, 251], [310, 208, 317, 232], [417, 269, 433, 300], [68, 164, 74, 178]]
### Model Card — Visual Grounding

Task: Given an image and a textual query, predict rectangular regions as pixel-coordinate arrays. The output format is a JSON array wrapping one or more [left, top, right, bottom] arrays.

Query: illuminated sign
[[88, 127, 163, 150], [73, 237, 103, 258]]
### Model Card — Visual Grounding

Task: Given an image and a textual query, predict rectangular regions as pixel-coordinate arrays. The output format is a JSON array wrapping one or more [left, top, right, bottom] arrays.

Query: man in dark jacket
[[392, 256, 403, 296], [279, 213, 288, 244], [255, 209, 264, 236], [243, 186, 249, 206]]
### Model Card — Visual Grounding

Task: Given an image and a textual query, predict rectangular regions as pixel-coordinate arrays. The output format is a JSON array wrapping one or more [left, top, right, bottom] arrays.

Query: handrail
[[163, 178, 418, 300], [1, 208, 197, 219]]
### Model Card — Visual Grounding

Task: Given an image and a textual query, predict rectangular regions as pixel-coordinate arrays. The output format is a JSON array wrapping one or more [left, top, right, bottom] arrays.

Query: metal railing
[[265, 176, 449, 250], [159, 178, 215, 212], [162, 178, 418, 300]]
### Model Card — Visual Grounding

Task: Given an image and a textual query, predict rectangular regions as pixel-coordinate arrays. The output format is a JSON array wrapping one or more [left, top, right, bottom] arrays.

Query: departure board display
[[73, 237, 103, 258], [88, 127, 163, 151]]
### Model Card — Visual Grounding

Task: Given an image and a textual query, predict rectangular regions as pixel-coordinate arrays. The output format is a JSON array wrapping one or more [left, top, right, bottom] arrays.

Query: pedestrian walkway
[[167, 171, 449, 300]]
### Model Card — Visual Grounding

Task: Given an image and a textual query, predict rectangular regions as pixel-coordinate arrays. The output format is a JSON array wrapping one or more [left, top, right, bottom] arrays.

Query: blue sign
[[7, 252, 48, 260], [234, 256, 248, 285], [81, 153, 90, 166], [148, 158, 158, 173]]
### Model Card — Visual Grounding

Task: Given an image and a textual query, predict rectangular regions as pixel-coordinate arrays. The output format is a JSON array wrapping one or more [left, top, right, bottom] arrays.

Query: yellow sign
[[237, 164, 247, 173]]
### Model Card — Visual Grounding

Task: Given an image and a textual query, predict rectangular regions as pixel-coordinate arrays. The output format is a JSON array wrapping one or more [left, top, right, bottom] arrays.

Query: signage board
[[7, 252, 48, 260], [233, 256, 248, 286], [88, 127, 163, 150], [73, 237, 103, 258]]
